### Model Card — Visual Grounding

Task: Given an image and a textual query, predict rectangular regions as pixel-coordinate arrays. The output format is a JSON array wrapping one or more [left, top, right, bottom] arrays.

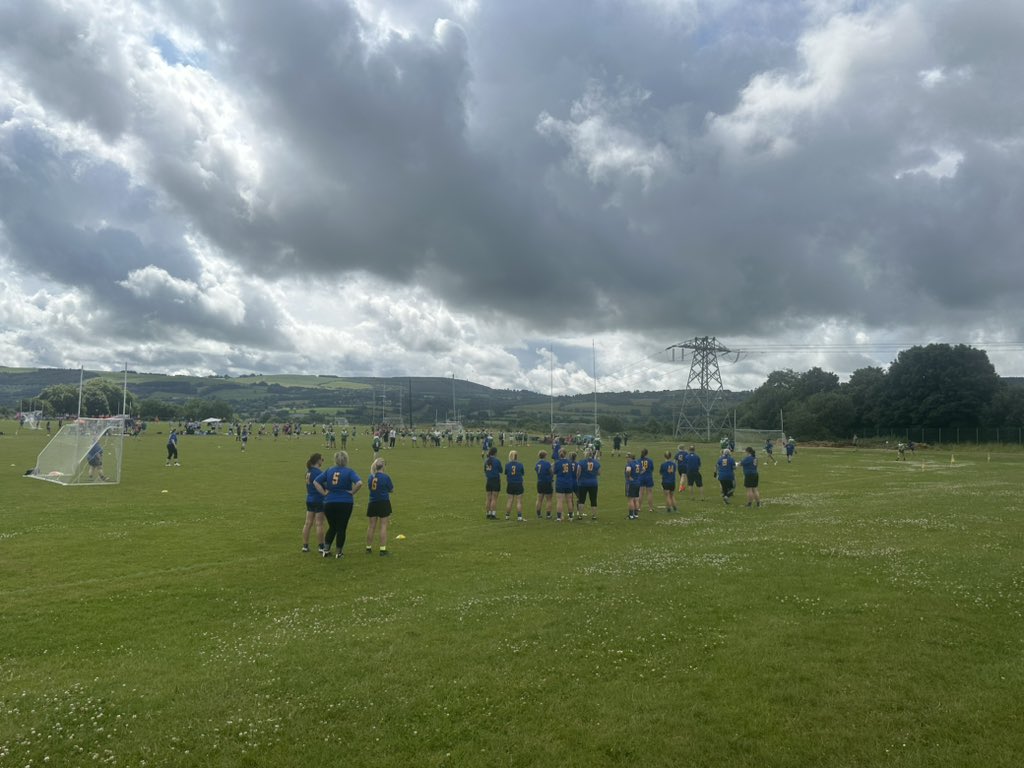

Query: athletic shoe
[[505, 512, 510, 520], [321, 549, 331, 558], [174, 462, 180, 466], [301, 545, 310, 553], [379, 550, 390, 557], [366, 547, 373, 554], [335, 552, 344, 559], [536, 511, 542, 518], [556, 513, 562, 521], [517, 515, 524, 522], [546, 512, 552, 519]]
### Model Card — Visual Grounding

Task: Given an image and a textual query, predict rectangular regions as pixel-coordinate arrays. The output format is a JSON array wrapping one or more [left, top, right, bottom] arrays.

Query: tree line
[[737, 344, 1024, 440]]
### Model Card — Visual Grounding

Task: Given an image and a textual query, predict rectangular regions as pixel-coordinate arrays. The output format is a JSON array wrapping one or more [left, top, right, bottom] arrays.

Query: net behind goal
[[26, 418, 125, 486], [733, 428, 786, 451]]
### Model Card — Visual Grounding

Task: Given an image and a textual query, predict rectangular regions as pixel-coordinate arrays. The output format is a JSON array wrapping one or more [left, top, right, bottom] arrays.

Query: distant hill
[[0, 366, 747, 432]]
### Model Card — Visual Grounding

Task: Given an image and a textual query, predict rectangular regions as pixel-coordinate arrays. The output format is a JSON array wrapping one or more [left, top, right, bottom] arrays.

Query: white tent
[[201, 417, 222, 423]]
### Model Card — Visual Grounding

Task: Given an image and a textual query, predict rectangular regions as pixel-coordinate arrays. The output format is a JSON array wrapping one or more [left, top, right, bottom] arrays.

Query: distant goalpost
[[25, 417, 126, 486], [733, 427, 787, 450]]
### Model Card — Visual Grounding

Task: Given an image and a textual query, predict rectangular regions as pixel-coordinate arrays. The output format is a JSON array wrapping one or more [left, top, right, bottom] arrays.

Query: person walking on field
[[715, 448, 736, 505], [302, 453, 326, 553], [740, 447, 761, 507], [166, 429, 180, 466], [504, 450, 526, 521], [684, 445, 704, 501], [365, 458, 394, 556]]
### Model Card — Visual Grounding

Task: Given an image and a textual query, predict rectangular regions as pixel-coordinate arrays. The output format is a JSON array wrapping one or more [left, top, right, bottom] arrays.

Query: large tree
[[883, 344, 1001, 427]]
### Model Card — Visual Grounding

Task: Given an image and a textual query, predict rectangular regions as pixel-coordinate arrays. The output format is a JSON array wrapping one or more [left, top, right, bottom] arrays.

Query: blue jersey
[[636, 456, 655, 486], [553, 457, 575, 493], [684, 452, 701, 474], [316, 465, 362, 503], [740, 455, 758, 477], [659, 460, 676, 486], [367, 471, 394, 502], [305, 465, 324, 503], [715, 455, 736, 481], [534, 459, 553, 483], [625, 459, 640, 488], [484, 456, 503, 480], [505, 461, 525, 489], [675, 450, 688, 474], [577, 458, 600, 487], [764, 440, 774, 454], [87, 442, 103, 464]]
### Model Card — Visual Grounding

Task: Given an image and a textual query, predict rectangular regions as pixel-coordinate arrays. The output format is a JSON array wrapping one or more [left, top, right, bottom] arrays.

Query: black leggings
[[324, 502, 354, 552], [167, 444, 178, 460], [577, 486, 598, 507]]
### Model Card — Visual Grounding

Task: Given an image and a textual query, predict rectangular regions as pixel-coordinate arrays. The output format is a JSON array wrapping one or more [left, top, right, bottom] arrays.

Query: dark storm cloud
[[1, 0, 1023, 384]]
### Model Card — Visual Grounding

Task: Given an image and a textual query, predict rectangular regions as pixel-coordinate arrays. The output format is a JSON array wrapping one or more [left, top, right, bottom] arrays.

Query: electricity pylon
[[668, 336, 733, 441]]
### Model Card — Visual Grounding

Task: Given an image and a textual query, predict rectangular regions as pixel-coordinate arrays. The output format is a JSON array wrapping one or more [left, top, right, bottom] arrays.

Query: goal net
[[733, 428, 787, 451], [25, 417, 126, 486], [20, 410, 44, 429]]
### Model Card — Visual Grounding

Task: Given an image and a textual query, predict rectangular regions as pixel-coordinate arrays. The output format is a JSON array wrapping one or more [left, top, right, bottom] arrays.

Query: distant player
[[684, 445, 704, 501], [166, 429, 180, 466], [553, 449, 574, 522], [636, 448, 655, 514], [302, 453, 326, 553], [86, 439, 109, 481], [575, 449, 601, 520], [764, 438, 778, 465], [785, 437, 796, 463], [624, 453, 641, 519]]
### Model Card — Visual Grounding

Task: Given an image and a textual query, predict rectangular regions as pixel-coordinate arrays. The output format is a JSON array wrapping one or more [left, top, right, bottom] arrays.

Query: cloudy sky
[[1, 0, 1022, 395]]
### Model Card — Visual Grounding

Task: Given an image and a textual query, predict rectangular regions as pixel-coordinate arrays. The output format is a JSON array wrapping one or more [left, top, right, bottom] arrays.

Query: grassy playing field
[[1, 423, 1022, 767]]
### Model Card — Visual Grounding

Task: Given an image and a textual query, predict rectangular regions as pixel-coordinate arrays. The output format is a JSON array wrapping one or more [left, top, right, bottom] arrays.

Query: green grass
[[1, 424, 1022, 767]]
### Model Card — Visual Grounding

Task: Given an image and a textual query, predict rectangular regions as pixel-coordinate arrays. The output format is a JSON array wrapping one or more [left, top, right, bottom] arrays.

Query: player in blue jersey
[[535, 450, 554, 519], [553, 449, 575, 522], [624, 453, 641, 519], [568, 451, 580, 518], [683, 445, 704, 501], [714, 448, 736, 504], [484, 447, 502, 520], [504, 450, 526, 521], [659, 451, 678, 512], [365, 458, 395, 555], [636, 448, 655, 514], [166, 429, 180, 466], [86, 439, 109, 481], [785, 437, 796, 463], [763, 438, 778, 465], [313, 450, 363, 558], [575, 449, 601, 520], [740, 447, 761, 507], [674, 445, 689, 492], [302, 452, 326, 553]]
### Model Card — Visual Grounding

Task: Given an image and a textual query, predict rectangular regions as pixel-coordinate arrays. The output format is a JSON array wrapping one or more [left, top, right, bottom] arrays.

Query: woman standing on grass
[[365, 458, 394, 556], [740, 447, 761, 508], [314, 450, 363, 558], [553, 449, 575, 522], [659, 451, 678, 513], [504, 450, 526, 521], [637, 448, 655, 514], [624, 452, 641, 519], [575, 449, 601, 520], [484, 446, 502, 520], [534, 450, 553, 519], [302, 453, 326, 553]]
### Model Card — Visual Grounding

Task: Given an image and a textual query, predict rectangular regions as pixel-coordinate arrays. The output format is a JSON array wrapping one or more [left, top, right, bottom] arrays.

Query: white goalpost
[[25, 417, 126, 486], [732, 427, 787, 450]]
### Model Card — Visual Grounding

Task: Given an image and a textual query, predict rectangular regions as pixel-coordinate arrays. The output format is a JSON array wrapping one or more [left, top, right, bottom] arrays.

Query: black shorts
[[506, 484, 524, 496], [306, 499, 324, 514], [486, 477, 500, 493], [686, 471, 702, 488], [662, 482, 675, 491], [536, 480, 553, 495], [366, 499, 393, 518], [744, 475, 759, 488], [626, 485, 640, 499]]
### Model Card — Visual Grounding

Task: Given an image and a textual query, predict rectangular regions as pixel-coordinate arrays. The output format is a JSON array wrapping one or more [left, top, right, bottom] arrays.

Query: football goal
[[733, 427, 787, 451], [25, 417, 125, 486]]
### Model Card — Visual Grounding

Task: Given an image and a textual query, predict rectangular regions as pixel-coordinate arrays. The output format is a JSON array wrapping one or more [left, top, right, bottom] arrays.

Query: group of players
[[483, 440, 769, 522], [301, 450, 395, 559]]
